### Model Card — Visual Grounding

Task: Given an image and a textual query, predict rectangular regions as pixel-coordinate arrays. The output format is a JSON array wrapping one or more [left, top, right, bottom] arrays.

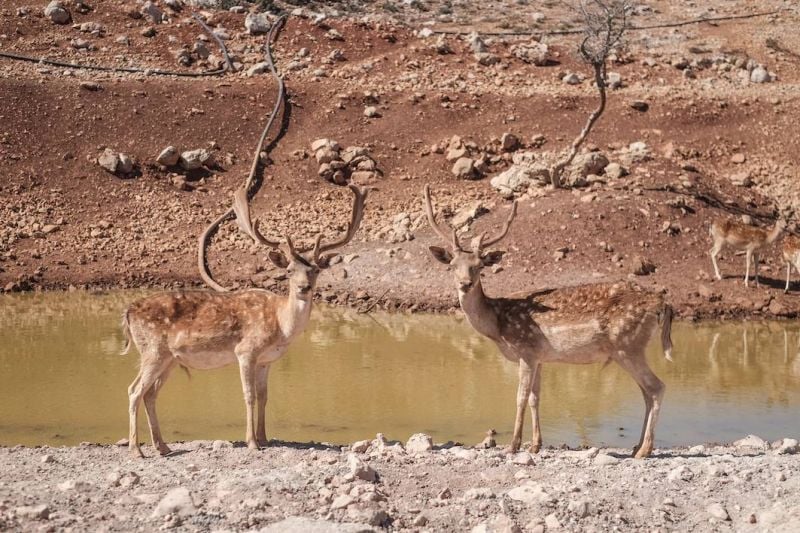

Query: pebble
[[706, 502, 730, 521], [363, 106, 379, 118], [151, 487, 196, 517], [405, 433, 433, 453]]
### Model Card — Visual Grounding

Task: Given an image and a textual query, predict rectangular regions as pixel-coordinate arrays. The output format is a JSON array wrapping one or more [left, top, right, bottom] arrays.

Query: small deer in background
[[709, 218, 786, 287], [423, 185, 673, 458], [121, 185, 368, 458], [782, 234, 800, 293]]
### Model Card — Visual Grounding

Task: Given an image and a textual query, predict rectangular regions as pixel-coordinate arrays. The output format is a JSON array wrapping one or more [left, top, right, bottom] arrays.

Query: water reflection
[[0, 292, 798, 447]]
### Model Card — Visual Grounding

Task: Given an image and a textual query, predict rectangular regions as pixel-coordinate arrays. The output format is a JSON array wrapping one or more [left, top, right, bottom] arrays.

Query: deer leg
[[744, 250, 752, 287], [237, 356, 259, 450], [615, 353, 665, 459], [786, 261, 792, 293], [128, 358, 167, 458], [753, 252, 760, 287], [143, 361, 176, 456], [710, 243, 722, 280], [511, 358, 534, 453], [527, 362, 543, 454], [255, 364, 271, 446]]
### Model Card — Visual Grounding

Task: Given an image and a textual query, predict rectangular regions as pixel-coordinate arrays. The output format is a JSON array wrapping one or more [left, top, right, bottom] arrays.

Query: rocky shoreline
[[2, 435, 798, 532]]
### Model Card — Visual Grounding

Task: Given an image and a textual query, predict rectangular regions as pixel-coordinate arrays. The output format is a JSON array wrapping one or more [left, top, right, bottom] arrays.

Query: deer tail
[[120, 308, 132, 355], [659, 304, 674, 362]]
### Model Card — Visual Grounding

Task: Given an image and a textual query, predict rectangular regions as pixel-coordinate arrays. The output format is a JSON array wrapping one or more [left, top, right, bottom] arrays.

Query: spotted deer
[[121, 185, 368, 457], [710, 218, 786, 287], [783, 234, 800, 293], [423, 185, 673, 458]]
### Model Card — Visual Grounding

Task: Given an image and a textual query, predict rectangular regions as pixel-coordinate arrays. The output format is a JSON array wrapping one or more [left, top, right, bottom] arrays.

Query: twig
[[358, 288, 391, 315]]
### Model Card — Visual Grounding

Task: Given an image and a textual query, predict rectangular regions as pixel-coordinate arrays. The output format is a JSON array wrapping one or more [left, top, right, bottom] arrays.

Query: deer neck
[[459, 279, 500, 341], [277, 289, 313, 340], [767, 223, 785, 245]]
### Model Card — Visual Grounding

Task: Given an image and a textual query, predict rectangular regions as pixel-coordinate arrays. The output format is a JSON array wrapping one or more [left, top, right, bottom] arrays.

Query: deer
[[422, 185, 673, 458], [709, 218, 786, 287], [782, 234, 800, 293], [121, 184, 368, 458]]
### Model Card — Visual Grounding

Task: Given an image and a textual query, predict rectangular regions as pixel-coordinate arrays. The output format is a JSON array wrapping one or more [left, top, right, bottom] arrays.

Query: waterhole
[[1, 291, 798, 448]]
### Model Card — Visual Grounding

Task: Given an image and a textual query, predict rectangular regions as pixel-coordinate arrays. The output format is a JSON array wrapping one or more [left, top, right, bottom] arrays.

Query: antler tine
[[284, 234, 306, 262], [232, 187, 282, 248], [424, 185, 463, 251], [312, 184, 369, 263], [481, 201, 518, 248]]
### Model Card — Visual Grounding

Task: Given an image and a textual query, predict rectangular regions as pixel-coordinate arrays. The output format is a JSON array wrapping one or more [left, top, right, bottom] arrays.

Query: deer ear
[[428, 246, 453, 264], [268, 250, 290, 269], [315, 253, 337, 269], [481, 250, 505, 266]]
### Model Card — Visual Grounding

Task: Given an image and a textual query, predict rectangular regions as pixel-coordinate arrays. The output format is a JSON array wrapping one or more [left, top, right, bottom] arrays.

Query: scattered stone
[[729, 171, 753, 187], [247, 62, 271, 77], [731, 153, 746, 164], [512, 452, 534, 465], [501, 133, 520, 152], [452, 157, 476, 179], [156, 146, 180, 167], [668, 465, 694, 482], [512, 41, 549, 66], [259, 517, 374, 533], [331, 494, 355, 510], [405, 433, 433, 453], [734, 434, 768, 450], [58, 479, 92, 492], [347, 453, 377, 482], [544, 513, 561, 530], [604, 162, 627, 179], [750, 66, 771, 84], [607, 72, 622, 89], [631, 256, 656, 276], [506, 484, 553, 505], [211, 440, 232, 450], [245, 13, 272, 35], [568, 499, 592, 518], [707, 503, 730, 521], [141, 1, 163, 23], [774, 438, 799, 455], [563, 73, 581, 85], [593, 453, 620, 465], [179, 148, 214, 170], [44, 1, 70, 24], [364, 106, 380, 118], [151, 487, 196, 518], [15, 504, 50, 519], [472, 515, 522, 533]]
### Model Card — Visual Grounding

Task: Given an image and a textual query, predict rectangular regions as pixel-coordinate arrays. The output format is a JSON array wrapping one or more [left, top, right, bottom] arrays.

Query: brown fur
[[782, 234, 800, 292], [710, 218, 786, 286]]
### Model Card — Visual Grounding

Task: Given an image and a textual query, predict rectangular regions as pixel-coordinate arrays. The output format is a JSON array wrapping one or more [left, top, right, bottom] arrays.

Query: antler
[[480, 200, 518, 249], [312, 184, 368, 263], [423, 185, 462, 251], [233, 187, 282, 248]]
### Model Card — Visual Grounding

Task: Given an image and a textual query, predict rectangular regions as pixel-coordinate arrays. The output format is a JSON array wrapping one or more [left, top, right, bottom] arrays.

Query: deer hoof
[[633, 446, 652, 459], [529, 444, 541, 454], [130, 447, 145, 459], [247, 441, 260, 451], [157, 444, 173, 456]]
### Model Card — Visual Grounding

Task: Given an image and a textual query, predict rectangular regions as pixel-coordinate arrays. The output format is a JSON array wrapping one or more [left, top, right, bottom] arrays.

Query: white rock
[[350, 440, 370, 453], [156, 146, 180, 166], [259, 516, 375, 533], [563, 447, 599, 460], [568, 499, 591, 518], [750, 66, 771, 83], [44, 1, 70, 24], [471, 515, 521, 533], [734, 434, 768, 450], [418, 28, 434, 38], [452, 157, 476, 179], [668, 465, 694, 482], [405, 433, 433, 453], [212, 439, 232, 450], [245, 12, 272, 35], [593, 453, 620, 465], [464, 487, 495, 500], [511, 452, 534, 465], [607, 72, 622, 89], [179, 148, 213, 170], [363, 106, 379, 118], [141, 1, 164, 23], [97, 148, 119, 174], [311, 138, 340, 153], [15, 504, 50, 519], [247, 62, 271, 77], [331, 494, 355, 510], [706, 503, 730, 521], [506, 484, 554, 504], [563, 73, 581, 85], [544, 513, 561, 529], [512, 42, 549, 66], [151, 487, 196, 517], [775, 438, 799, 455], [58, 479, 92, 492], [346, 453, 377, 482]]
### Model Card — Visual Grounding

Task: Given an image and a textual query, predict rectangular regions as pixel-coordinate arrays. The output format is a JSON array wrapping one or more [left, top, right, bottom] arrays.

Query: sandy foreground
[[1, 435, 799, 532]]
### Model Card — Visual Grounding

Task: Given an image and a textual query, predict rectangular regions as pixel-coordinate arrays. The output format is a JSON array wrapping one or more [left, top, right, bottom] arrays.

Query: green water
[[0, 291, 798, 448]]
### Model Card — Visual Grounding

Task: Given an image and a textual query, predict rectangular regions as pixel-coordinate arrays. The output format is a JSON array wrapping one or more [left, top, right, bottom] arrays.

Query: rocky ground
[[1, 434, 799, 532], [1, 1, 800, 319]]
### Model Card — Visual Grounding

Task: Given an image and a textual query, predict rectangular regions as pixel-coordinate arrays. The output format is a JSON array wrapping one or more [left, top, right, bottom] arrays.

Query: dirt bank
[[1, 436, 799, 532], [2, 2, 800, 319]]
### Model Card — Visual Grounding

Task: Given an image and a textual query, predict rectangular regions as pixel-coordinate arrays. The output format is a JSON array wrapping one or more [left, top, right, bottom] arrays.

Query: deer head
[[201, 184, 368, 297], [423, 185, 517, 294]]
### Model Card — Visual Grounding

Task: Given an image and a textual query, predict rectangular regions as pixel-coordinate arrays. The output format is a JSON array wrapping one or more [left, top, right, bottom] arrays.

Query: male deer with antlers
[[709, 218, 786, 287], [121, 185, 367, 458], [423, 185, 673, 458]]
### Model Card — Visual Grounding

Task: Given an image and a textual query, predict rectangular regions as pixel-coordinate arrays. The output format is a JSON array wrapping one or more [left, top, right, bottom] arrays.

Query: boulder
[[97, 149, 119, 174], [405, 433, 433, 453], [750, 66, 771, 83], [44, 1, 70, 24], [245, 12, 272, 35], [156, 146, 180, 167], [569, 151, 609, 179], [452, 157, 476, 179], [512, 42, 549, 66], [179, 148, 214, 170]]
